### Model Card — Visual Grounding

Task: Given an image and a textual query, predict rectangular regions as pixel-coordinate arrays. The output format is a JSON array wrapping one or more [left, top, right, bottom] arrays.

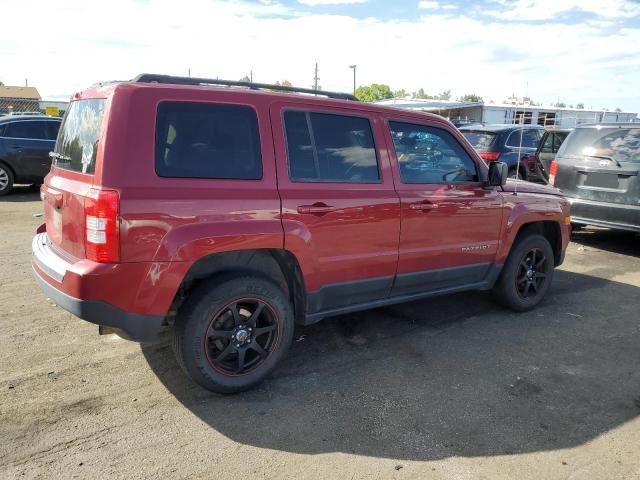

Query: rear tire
[[173, 275, 294, 393], [0, 164, 14, 196], [493, 233, 554, 312]]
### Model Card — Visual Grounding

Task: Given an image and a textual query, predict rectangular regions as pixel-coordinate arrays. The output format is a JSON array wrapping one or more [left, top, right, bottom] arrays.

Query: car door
[[384, 117, 504, 296], [4, 120, 56, 180], [504, 128, 541, 172], [271, 102, 401, 315]]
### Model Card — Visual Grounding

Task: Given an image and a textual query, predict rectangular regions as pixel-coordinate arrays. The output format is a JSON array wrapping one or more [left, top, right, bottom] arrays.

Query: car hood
[[502, 179, 564, 196]]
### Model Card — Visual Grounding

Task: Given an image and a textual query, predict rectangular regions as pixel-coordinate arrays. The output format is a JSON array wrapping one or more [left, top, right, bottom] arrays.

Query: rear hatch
[[44, 98, 106, 259], [554, 126, 640, 205], [460, 130, 499, 161]]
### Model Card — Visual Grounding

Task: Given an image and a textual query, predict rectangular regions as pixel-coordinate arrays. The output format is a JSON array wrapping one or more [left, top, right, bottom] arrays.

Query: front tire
[[493, 233, 554, 312], [173, 275, 294, 393]]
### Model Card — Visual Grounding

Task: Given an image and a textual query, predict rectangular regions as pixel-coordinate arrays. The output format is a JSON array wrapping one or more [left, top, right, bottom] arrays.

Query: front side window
[[284, 110, 379, 183], [156, 102, 262, 179], [541, 133, 554, 153], [5, 121, 47, 139], [389, 121, 478, 184]]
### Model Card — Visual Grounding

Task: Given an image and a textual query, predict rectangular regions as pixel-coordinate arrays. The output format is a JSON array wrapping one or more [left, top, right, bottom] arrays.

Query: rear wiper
[[49, 152, 71, 162], [583, 154, 622, 168]]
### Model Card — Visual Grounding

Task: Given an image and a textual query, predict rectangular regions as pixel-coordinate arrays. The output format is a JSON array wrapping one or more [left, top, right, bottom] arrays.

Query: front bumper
[[32, 233, 166, 342], [568, 197, 640, 233]]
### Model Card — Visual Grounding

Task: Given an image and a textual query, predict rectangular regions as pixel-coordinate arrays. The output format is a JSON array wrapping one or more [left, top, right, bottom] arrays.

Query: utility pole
[[188, 68, 191, 78], [349, 65, 356, 95], [250, 70, 253, 83], [313, 63, 319, 91], [25, 78, 28, 87]]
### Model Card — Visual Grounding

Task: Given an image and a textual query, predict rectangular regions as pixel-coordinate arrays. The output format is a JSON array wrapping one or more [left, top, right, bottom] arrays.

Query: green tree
[[394, 88, 408, 98], [436, 89, 451, 100], [576, 103, 585, 109], [458, 93, 483, 103], [615, 107, 622, 112], [555, 102, 567, 108], [354, 84, 393, 102], [275, 80, 292, 87], [412, 88, 432, 99], [239, 75, 251, 82]]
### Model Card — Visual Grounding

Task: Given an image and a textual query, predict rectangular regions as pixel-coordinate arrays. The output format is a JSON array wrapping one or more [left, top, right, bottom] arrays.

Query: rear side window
[[283, 110, 380, 183], [44, 121, 61, 140], [5, 121, 47, 139], [53, 99, 105, 174], [506, 129, 540, 149], [461, 131, 496, 151], [156, 102, 262, 180], [558, 127, 640, 164]]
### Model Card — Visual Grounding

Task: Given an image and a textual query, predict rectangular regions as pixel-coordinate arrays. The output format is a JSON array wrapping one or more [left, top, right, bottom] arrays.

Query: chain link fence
[[0, 98, 67, 117]]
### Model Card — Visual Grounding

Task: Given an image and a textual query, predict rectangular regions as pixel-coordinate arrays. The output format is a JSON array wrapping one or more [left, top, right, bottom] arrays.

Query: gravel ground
[[1, 185, 639, 480]]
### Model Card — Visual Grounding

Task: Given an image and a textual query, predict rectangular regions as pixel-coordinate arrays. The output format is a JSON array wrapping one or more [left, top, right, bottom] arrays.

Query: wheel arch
[[514, 221, 563, 266], [171, 248, 307, 325]]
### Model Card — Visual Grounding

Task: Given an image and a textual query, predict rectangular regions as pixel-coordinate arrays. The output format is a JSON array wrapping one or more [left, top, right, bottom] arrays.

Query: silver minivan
[[552, 123, 640, 232]]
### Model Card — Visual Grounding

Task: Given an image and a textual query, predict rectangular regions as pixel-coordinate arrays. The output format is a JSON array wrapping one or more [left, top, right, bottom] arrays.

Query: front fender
[[496, 193, 567, 264]]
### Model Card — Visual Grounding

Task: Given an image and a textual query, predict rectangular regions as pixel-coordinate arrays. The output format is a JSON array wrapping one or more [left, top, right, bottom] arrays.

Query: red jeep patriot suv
[[32, 74, 571, 393]]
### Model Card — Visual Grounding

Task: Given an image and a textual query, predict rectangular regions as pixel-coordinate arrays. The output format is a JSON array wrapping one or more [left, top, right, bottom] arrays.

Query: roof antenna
[[515, 111, 524, 196]]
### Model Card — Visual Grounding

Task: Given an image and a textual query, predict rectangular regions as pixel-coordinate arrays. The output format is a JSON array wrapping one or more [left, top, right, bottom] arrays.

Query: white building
[[375, 98, 638, 128]]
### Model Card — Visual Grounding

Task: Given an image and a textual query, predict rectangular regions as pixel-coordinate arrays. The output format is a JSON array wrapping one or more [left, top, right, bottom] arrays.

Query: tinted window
[[541, 133, 554, 153], [461, 131, 496, 151], [5, 121, 47, 139], [507, 129, 539, 149], [284, 111, 379, 183], [558, 127, 640, 164], [0, 124, 5, 137], [53, 99, 105, 174], [156, 102, 262, 180], [389, 122, 478, 184], [44, 121, 61, 140]]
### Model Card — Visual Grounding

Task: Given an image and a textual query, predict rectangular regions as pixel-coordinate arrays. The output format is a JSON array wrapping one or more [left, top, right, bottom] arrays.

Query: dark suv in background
[[0, 115, 61, 195], [459, 124, 544, 180], [551, 123, 640, 232]]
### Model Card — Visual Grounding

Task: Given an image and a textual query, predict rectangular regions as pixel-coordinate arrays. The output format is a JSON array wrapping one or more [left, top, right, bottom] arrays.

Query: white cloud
[[0, 0, 638, 112], [298, 0, 367, 5], [418, 1, 457, 9], [487, 0, 640, 21]]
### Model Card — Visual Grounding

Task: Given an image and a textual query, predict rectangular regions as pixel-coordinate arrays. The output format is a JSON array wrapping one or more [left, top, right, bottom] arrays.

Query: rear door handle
[[297, 203, 337, 215], [409, 201, 438, 211]]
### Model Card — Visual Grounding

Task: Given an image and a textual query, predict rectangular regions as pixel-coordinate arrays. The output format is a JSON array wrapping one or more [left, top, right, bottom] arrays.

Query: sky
[[1, 0, 639, 112]]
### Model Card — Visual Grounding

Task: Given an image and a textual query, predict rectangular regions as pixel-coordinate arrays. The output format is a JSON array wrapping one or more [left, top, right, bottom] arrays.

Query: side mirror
[[487, 161, 508, 187]]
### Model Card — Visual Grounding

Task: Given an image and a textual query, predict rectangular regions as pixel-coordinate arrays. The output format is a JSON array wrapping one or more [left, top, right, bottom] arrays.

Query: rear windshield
[[52, 99, 105, 174], [558, 127, 640, 163], [461, 131, 496, 151]]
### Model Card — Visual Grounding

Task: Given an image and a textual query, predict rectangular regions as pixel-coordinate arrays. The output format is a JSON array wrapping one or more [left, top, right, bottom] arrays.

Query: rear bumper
[[567, 197, 640, 233], [32, 233, 167, 342]]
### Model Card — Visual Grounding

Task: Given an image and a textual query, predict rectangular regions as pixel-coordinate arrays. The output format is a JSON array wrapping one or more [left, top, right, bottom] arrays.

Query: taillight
[[548, 160, 559, 186], [479, 151, 501, 161], [84, 188, 119, 263]]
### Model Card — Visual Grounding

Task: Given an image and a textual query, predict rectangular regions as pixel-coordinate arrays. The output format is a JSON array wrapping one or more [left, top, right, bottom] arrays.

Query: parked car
[[550, 123, 640, 232], [459, 124, 544, 180], [32, 74, 571, 393], [0, 115, 61, 195], [518, 128, 572, 184]]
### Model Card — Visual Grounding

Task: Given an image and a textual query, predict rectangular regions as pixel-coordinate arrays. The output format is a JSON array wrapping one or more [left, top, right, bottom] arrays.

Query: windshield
[[461, 131, 496, 151], [53, 99, 106, 174], [558, 127, 640, 164]]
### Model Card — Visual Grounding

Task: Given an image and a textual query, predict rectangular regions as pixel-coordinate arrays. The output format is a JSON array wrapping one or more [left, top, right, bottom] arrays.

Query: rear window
[[558, 127, 640, 164], [461, 131, 496, 151], [155, 102, 262, 180], [52, 99, 105, 174]]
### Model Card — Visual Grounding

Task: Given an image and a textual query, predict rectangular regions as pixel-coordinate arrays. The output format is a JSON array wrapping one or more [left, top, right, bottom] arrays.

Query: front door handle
[[297, 203, 337, 215], [409, 201, 438, 211]]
